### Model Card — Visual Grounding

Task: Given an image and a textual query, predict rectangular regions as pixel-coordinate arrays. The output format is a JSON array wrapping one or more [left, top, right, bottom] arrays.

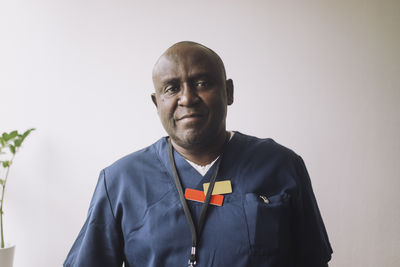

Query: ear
[[151, 93, 158, 108], [226, 79, 234, 105]]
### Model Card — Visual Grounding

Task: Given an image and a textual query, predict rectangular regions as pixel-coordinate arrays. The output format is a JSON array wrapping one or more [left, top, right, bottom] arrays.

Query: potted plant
[[0, 129, 35, 267]]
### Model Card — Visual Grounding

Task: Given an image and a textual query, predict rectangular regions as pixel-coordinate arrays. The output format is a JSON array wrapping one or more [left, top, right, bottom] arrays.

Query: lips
[[177, 113, 205, 120]]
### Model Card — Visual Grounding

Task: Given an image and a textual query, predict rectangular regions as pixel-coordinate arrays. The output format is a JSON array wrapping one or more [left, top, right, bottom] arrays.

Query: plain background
[[1, 1, 399, 266]]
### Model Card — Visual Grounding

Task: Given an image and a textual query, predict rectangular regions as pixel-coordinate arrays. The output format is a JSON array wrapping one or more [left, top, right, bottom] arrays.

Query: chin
[[175, 127, 224, 149], [181, 132, 204, 146], [173, 130, 207, 148]]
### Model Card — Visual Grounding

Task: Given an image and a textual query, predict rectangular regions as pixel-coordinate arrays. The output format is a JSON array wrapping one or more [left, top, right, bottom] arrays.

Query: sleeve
[[64, 169, 124, 267], [292, 156, 333, 267]]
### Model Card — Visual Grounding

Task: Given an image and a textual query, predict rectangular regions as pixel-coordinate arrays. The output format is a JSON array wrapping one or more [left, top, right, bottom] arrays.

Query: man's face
[[152, 45, 233, 150]]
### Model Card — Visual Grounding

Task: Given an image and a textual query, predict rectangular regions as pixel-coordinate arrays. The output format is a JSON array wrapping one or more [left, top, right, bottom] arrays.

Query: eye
[[195, 80, 208, 88], [164, 85, 179, 94]]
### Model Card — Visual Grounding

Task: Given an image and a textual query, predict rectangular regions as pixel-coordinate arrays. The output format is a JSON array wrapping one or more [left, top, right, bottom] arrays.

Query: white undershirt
[[185, 131, 234, 176]]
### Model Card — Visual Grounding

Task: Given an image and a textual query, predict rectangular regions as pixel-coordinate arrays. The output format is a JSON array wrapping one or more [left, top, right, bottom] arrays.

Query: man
[[64, 41, 332, 267]]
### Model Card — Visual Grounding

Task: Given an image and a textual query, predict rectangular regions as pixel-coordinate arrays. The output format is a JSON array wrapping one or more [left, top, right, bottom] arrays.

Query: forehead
[[153, 46, 223, 84]]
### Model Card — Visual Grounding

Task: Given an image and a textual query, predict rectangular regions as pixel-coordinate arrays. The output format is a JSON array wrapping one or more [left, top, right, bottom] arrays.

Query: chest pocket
[[243, 192, 291, 255]]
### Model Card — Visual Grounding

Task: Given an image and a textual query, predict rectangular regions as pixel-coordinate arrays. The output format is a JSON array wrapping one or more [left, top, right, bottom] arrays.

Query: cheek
[[207, 95, 227, 116], [157, 100, 175, 124]]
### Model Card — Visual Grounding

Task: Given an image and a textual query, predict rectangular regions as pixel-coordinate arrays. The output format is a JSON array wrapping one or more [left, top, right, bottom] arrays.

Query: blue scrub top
[[64, 132, 332, 267]]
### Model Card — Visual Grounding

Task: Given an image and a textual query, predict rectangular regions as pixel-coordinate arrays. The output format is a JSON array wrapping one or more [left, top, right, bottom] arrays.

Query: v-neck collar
[[155, 132, 244, 191], [154, 131, 243, 203], [172, 148, 219, 190], [156, 137, 223, 190]]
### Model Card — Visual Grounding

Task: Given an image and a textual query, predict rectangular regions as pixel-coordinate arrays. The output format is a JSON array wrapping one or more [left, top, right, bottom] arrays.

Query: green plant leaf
[[23, 128, 35, 138], [20, 128, 35, 143], [0, 137, 4, 147], [9, 145, 16, 154], [8, 131, 18, 139], [2, 161, 9, 168], [14, 138, 22, 147], [2, 133, 9, 142], [0, 179, 3, 185]]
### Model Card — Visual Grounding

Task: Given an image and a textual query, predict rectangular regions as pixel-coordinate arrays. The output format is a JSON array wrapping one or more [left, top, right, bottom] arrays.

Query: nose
[[178, 83, 200, 106]]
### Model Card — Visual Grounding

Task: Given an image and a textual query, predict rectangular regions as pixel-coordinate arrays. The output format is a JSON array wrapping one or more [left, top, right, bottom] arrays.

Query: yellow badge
[[203, 180, 232, 195]]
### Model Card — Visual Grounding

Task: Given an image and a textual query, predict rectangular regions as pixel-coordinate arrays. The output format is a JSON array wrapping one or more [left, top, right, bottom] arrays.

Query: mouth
[[177, 113, 205, 120]]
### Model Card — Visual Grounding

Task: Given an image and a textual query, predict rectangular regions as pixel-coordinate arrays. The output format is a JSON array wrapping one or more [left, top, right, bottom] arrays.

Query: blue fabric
[[64, 132, 332, 267]]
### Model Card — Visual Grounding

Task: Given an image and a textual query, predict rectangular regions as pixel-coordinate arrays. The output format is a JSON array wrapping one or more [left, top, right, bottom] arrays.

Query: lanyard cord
[[167, 136, 228, 267]]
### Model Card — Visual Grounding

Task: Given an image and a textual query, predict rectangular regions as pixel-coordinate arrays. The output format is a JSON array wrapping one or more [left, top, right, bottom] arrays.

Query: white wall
[[1, 1, 399, 266]]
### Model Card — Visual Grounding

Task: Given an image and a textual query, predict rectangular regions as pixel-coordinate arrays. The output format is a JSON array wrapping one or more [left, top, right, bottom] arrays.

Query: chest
[[119, 163, 295, 267]]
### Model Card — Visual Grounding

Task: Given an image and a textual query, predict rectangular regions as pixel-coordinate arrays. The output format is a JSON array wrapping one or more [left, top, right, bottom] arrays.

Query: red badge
[[184, 188, 224, 206]]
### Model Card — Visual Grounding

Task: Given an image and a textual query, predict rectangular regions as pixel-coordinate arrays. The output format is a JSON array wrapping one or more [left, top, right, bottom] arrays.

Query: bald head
[[152, 41, 227, 84]]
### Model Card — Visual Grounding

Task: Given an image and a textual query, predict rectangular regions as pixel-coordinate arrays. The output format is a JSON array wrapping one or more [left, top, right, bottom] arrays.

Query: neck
[[171, 131, 228, 166]]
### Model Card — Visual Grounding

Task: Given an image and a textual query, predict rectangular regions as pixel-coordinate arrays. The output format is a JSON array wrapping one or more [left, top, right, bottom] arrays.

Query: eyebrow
[[159, 72, 213, 85], [159, 77, 180, 86], [190, 73, 212, 80]]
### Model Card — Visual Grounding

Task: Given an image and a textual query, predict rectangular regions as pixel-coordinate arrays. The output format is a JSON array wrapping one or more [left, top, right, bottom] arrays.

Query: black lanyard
[[168, 137, 228, 267]]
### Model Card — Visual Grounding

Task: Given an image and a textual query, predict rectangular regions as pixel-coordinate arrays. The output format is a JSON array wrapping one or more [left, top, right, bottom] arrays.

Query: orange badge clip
[[184, 188, 224, 206]]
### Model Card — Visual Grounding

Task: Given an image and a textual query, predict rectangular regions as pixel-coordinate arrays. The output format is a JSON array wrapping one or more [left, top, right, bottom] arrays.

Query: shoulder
[[98, 137, 173, 215], [231, 131, 300, 163], [230, 132, 305, 186], [225, 132, 307, 196], [105, 137, 165, 174], [100, 137, 170, 191]]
